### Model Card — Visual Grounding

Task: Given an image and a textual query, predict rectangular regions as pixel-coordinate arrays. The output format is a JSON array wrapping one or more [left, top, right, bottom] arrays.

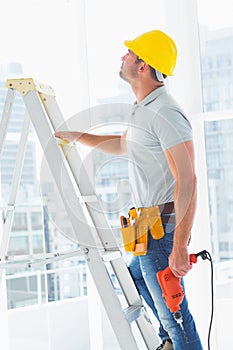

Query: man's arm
[[54, 130, 127, 155], [164, 140, 197, 278]]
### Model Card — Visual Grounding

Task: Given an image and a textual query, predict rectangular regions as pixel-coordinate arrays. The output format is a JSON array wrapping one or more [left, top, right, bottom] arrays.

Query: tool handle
[[120, 216, 128, 228], [190, 254, 197, 264]]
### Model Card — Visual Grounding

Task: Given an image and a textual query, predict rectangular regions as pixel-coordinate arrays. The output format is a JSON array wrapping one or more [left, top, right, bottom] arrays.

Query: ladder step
[[102, 250, 122, 262], [124, 304, 144, 324], [0, 250, 84, 269]]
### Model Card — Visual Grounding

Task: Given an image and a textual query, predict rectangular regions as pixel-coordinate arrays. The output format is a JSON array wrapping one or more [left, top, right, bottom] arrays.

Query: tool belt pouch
[[133, 222, 148, 256], [146, 206, 165, 240], [120, 226, 136, 252], [120, 221, 148, 255], [120, 205, 164, 255]]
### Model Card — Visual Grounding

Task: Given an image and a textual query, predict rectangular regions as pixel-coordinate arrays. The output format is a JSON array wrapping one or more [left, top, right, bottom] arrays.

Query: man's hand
[[54, 131, 81, 143], [169, 246, 192, 278]]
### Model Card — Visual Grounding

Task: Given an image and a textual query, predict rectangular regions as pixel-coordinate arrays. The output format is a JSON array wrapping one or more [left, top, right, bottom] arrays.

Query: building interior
[[0, 0, 233, 349]]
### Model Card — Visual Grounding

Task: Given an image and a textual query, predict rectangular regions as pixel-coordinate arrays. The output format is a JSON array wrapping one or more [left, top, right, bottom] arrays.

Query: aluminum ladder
[[0, 78, 160, 350]]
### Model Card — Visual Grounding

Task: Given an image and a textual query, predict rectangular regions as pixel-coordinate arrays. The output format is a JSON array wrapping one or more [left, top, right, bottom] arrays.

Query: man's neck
[[131, 82, 164, 103]]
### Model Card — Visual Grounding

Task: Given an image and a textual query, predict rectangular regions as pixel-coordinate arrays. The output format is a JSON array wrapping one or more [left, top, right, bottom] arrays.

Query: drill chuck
[[173, 310, 183, 324]]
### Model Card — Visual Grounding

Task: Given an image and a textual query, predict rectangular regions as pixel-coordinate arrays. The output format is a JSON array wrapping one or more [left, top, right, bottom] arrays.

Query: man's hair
[[135, 57, 167, 82]]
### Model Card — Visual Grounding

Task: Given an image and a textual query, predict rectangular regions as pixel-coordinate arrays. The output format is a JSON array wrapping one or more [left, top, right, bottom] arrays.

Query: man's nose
[[121, 53, 127, 61]]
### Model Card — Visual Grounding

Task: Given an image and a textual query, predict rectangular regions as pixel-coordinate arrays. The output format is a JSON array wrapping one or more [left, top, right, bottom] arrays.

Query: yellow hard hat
[[124, 30, 177, 76]]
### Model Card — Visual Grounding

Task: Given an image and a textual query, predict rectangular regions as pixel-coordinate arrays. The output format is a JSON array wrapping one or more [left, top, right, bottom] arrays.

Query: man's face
[[119, 49, 139, 83]]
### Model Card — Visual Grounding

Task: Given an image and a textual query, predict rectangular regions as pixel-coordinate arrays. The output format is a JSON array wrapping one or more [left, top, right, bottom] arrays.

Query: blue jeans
[[128, 218, 203, 350]]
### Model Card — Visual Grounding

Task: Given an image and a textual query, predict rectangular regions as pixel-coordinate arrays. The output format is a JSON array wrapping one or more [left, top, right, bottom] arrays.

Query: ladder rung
[[102, 250, 122, 262], [0, 205, 15, 211], [124, 304, 144, 324], [0, 250, 84, 269], [79, 195, 98, 203]]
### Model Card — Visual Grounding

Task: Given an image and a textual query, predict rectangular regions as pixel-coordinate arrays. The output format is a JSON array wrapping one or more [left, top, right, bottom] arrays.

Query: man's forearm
[[173, 176, 197, 248], [55, 131, 127, 155], [78, 133, 124, 154], [168, 175, 197, 277]]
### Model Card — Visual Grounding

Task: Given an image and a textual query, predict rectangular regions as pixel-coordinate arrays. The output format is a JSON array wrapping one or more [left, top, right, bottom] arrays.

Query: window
[[6, 275, 45, 309], [31, 212, 43, 230], [216, 53, 232, 68], [7, 236, 29, 255], [32, 235, 44, 253], [12, 212, 27, 231]]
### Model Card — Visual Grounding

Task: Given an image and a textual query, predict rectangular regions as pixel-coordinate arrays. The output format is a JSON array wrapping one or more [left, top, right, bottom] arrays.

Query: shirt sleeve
[[152, 106, 193, 151]]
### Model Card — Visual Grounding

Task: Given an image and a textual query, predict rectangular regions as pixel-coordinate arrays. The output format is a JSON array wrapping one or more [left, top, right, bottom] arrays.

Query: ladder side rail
[[22, 90, 140, 350], [0, 89, 16, 155], [0, 112, 30, 286]]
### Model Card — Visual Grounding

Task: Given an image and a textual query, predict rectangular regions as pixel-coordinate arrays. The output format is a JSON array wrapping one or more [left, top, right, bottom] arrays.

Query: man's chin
[[119, 71, 128, 82]]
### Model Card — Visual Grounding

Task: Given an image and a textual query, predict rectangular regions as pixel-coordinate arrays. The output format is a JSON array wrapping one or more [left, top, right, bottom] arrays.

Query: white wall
[[8, 297, 90, 350], [7, 295, 233, 350]]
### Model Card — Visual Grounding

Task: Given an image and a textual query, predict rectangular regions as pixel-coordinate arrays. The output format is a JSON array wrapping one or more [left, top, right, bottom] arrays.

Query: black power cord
[[195, 250, 213, 350]]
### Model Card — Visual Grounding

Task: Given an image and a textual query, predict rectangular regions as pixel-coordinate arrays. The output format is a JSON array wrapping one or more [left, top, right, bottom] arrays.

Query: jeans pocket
[[162, 221, 175, 234], [158, 223, 175, 256]]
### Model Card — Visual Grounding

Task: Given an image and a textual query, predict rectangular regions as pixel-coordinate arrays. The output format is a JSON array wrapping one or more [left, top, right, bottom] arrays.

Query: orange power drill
[[156, 251, 207, 329]]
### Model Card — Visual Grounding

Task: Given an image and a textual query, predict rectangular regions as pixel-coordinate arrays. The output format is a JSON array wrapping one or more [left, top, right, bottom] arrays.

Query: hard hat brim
[[124, 40, 138, 56]]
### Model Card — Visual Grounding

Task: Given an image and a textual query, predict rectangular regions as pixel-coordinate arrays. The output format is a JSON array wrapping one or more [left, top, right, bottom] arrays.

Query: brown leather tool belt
[[158, 202, 175, 224], [158, 201, 174, 215]]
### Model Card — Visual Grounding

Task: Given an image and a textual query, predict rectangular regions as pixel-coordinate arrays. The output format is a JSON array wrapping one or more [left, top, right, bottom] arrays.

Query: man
[[55, 30, 203, 349]]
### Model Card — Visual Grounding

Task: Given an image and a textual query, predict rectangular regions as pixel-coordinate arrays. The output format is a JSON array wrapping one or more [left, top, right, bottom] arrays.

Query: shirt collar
[[137, 85, 167, 107]]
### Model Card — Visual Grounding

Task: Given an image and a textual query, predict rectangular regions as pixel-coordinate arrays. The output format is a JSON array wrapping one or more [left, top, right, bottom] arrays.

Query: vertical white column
[[0, 178, 10, 350], [165, 0, 203, 115], [165, 1, 213, 348]]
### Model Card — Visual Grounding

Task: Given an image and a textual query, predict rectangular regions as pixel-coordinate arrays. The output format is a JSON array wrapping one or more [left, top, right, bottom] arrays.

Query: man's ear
[[138, 62, 150, 74]]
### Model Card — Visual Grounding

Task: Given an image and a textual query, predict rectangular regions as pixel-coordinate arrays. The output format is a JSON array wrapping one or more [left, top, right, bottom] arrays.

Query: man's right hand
[[54, 131, 81, 143]]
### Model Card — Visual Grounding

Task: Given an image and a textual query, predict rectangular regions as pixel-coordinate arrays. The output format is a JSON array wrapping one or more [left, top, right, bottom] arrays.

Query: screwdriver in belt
[[120, 216, 129, 228]]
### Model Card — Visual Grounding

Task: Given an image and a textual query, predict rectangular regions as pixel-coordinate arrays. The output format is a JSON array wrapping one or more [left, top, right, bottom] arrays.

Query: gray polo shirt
[[126, 86, 192, 207]]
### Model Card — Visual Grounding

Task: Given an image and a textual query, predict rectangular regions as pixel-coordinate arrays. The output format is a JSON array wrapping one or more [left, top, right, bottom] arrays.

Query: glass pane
[[31, 212, 43, 230], [47, 265, 87, 302], [32, 235, 44, 254], [198, 0, 233, 259], [12, 212, 28, 231], [8, 236, 29, 255], [198, 0, 233, 112], [7, 275, 38, 309], [204, 118, 233, 262], [198, 2, 233, 347]]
